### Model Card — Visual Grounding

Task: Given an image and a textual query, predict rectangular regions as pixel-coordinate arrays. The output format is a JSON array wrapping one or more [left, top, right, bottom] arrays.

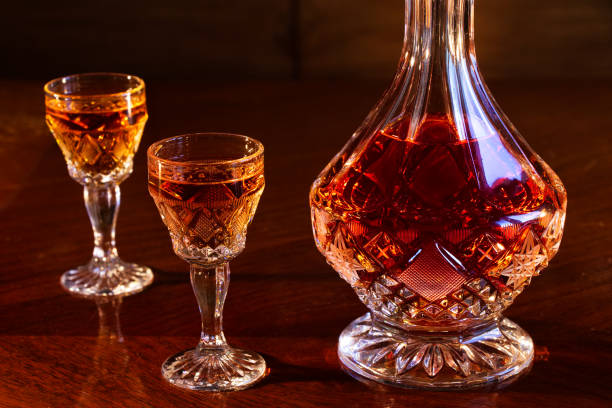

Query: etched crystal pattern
[[338, 314, 534, 388], [541, 210, 566, 258], [162, 348, 267, 391], [313, 203, 564, 327], [500, 228, 549, 293], [395, 242, 466, 302], [310, 116, 567, 329], [46, 101, 147, 184], [150, 175, 263, 264]]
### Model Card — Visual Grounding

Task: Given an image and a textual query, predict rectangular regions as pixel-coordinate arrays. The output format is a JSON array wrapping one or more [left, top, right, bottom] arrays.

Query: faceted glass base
[[161, 347, 267, 391], [338, 313, 534, 390], [60, 259, 153, 298], [67, 159, 134, 186]]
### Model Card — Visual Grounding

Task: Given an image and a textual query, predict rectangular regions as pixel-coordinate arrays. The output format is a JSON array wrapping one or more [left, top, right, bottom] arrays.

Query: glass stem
[[190, 262, 230, 351], [84, 184, 120, 264], [96, 297, 124, 342]]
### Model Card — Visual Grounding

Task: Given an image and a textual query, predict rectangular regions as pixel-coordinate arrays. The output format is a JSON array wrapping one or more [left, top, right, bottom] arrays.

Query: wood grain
[[0, 79, 610, 407]]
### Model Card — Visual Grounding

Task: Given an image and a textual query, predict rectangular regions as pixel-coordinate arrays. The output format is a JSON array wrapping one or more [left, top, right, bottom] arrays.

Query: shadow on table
[[256, 353, 347, 386]]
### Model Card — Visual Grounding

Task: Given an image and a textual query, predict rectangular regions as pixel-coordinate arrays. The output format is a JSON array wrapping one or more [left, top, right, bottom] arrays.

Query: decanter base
[[60, 260, 153, 299], [162, 347, 267, 391], [338, 313, 534, 390]]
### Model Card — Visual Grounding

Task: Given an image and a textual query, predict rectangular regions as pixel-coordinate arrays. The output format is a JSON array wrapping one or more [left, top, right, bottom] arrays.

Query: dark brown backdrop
[[1, 0, 611, 80]]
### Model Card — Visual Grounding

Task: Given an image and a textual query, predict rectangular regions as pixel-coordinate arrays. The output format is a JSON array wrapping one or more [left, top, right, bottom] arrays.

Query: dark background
[[1, 0, 611, 81]]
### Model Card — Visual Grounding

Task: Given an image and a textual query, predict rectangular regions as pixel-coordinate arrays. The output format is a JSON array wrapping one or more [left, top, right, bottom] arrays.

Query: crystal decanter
[[310, 0, 566, 389]]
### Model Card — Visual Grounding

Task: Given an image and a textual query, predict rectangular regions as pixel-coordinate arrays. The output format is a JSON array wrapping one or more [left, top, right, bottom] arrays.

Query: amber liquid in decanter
[[312, 114, 565, 324], [311, 0, 567, 389]]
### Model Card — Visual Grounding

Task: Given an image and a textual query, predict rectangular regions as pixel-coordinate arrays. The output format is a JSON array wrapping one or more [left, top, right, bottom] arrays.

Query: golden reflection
[[96, 297, 124, 342], [76, 297, 147, 406]]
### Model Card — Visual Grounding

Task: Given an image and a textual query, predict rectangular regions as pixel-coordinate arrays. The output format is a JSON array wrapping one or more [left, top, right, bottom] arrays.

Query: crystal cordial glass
[[148, 133, 266, 391], [45, 73, 153, 298], [310, 0, 567, 389]]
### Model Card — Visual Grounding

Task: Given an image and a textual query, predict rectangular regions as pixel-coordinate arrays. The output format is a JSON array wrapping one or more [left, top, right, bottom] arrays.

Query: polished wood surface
[[0, 79, 610, 407]]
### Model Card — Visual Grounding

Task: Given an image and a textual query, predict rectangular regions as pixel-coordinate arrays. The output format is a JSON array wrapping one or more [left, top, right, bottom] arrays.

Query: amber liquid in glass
[[311, 114, 564, 322], [148, 172, 264, 251], [46, 102, 147, 175]]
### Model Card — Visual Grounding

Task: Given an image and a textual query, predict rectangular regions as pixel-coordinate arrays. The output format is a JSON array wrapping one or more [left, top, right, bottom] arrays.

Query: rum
[[46, 102, 147, 176], [148, 170, 264, 261]]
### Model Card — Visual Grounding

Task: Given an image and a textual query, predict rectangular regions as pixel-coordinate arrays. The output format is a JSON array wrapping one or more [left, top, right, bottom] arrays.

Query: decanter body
[[310, 0, 566, 389]]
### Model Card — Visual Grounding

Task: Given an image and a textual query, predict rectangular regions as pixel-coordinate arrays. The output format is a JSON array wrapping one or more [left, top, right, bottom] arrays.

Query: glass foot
[[161, 347, 267, 391], [338, 313, 534, 390], [60, 259, 153, 298]]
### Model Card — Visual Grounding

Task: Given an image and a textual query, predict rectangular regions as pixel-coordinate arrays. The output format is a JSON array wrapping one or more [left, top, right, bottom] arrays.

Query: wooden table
[[0, 79, 610, 407]]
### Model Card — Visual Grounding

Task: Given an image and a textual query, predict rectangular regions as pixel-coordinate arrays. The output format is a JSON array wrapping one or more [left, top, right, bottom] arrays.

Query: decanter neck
[[403, 0, 476, 113], [346, 0, 500, 143], [403, 0, 474, 61], [369, 0, 493, 141]]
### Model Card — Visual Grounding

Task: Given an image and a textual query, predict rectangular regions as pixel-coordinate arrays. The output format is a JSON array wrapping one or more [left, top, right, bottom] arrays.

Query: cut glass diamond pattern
[[372, 282, 392, 296], [466, 278, 488, 292], [155, 189, 258, 264], [398, 287, 415, 300], [359, 247, 507, 322], [395, 242, 467, 302], [541, 211, 565, 257], [325, 225, 377, 285], [448, 303, 465, 318], [312, 208, 335, 248], [500, 228, 549, 292], [466, 301, 481, 317], [462, 233, 506, 269], [451, 288, 470, 302], [77, 134, 103, 165], [381, 298, 401, 316], [364, 231, 405, 269], [314, 189, 562, 328], [424, 304, 443, 317], [379, 275, 401, 289]]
